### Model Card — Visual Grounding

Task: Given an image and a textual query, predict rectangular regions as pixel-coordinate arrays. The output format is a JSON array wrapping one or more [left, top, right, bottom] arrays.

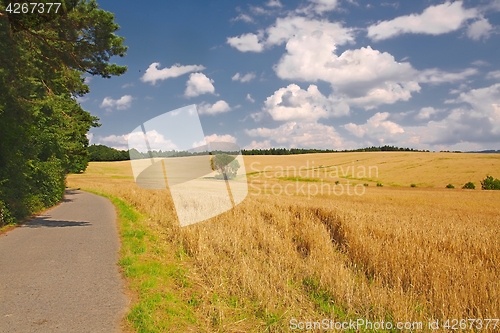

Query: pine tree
[[0, 0, 127, 222]]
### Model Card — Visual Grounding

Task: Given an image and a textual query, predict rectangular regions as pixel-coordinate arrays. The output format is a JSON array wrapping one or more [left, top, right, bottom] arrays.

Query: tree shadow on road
[[62, 189, 81, 203], [22, 217, 91, 228]]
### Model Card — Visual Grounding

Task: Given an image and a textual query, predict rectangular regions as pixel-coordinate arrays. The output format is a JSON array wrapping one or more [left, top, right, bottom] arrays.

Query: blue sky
[[81, 0, 500, 152]]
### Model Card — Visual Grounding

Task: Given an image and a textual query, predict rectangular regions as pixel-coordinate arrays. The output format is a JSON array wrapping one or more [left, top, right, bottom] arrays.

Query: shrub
[[32, 157, 66, 207], [446, 184, 455, 189], [410, 184, 416, 188], [0, 201, 14, 228], [335, 181, 340, 185], [481, 175, 500, 190], [462, 182, 475, 190], [363, 183, 369, 187], [376, 183, 383, 187]]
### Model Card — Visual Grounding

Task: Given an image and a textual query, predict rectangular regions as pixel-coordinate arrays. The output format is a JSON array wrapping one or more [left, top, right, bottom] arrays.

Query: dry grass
[[67, 152, 500, 332]]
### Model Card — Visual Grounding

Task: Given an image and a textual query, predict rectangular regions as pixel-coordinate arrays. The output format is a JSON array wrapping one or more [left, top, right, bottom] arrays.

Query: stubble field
[[67, 152, 500, 332]]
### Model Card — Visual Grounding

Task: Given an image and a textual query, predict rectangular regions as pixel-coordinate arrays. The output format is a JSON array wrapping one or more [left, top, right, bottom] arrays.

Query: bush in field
[[335, 181, 340, 185], [376, 183, 383, 187], [411, 184, 417, 188], [481, 175, 500, 190], [363, 183, 369, 187], [211, 154, 240, 180], [446, 184, 455, 189], [462, 182, 475, 190]]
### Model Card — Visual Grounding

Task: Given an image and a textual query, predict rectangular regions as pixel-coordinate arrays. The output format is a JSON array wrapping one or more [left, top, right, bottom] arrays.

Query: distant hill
[[467, 150, 500, 154]]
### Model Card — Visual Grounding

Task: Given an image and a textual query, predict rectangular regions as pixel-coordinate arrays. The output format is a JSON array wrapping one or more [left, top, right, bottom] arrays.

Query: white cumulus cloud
[[411, 107, 500, 146], [246, 121, 345, 149], [367, 1, 478, 41], [141, 63, 205, 85], [265, 16, 354, 47], [205, 133, 237, 144], [297, 0, 339, 15], [466, 17, 493, 40], [274, 30, 421, 109], [418, 68, 478, 84], [94, 130, 177, 152], [245, 140, 272, 149], [197, 100, 232, 115], [486, 71, 500, 79], [343, 112, 404, 144], [405, 84, 500, 147], [185, 73, 215, 98], [246, 94, 255, 103], [227, 33, 264, 52], [229, 9, 484, 120], [273, 26, 480, 110], [471, 60, 489, 66], [276, 39, 415, 86], [263, 84, 349, 121], [266, 0, 283, 8], [100, 95, 133, 111], [227, 16, 354, 53], [232, 72, 256, 82], [192, 133, 237, 148], [415, 107, 444, 120], [231, 14, 254, 23], [455, 83, 500, 121]]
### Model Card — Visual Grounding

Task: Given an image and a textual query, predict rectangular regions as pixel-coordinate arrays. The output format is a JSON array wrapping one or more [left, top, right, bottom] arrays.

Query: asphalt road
[[0, 190, 128, 333]]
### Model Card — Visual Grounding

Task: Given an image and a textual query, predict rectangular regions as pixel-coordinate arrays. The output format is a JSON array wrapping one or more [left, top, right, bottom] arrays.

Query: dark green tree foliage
[[211, 154, 240, 180], [0, 0, 127, 223], [462, 182, 475, 190], [88, 144, 128, 161], [241, 145, 425, 155], [481, 176, 500, 190]]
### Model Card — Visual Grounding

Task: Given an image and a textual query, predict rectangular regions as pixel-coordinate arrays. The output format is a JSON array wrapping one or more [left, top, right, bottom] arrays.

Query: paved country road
[[0, 190, 128, 333]]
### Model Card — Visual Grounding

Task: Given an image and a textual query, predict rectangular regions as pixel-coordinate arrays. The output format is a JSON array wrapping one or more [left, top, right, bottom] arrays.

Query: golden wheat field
[[67, 152, 500, 332]]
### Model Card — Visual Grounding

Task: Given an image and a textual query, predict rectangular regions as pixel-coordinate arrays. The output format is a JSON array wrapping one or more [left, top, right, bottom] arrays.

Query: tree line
[[85, 144, 428, 163], [88, 145, 240, 161], [242, 145, 427, 155], [0, 0, 127, 225]]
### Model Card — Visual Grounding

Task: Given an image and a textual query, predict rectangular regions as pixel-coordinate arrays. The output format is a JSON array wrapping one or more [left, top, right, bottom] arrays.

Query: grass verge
[[0, 222, 17, 235]]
